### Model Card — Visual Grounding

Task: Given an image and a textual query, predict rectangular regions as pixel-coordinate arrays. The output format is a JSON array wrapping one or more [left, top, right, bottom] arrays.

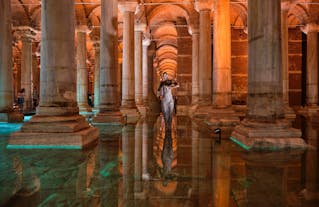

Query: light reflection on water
[[0, 115, 318, 207]]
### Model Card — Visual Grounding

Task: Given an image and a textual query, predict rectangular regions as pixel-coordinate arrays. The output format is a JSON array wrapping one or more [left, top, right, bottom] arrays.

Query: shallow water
[[0, 115, 318, 207]]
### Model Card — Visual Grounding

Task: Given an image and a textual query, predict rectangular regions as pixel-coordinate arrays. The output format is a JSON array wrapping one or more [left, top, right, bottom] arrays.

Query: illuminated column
[[231, 0, 305, 150], [190, 28, 200, 105], [76, 26, 91, 112], [119, 1, 140, 123], [93, 41, 100, 109], [191, 124, 199, 198], [134, 24, 146, 107], [93, 0, 124, 124], [213, 0, 231, 108], [195, 1, 213, 106], [302, 23, 319, 110], [142, 38, 151, 106], [9, 0, 98, 149], [0, 0, 23, 122]]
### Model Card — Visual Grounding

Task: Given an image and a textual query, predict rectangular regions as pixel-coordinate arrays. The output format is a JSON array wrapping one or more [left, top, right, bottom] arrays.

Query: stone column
[[93, 0, 124, 125], [142, 39, 151, 106], [119, 1, 140, 124], [76, 26, 91, 112], [195, 1, 213, 107], [135, 24, 146, 116], [9, 0, 98, 149], [0, 0, 23, 122], [231, 0, 305, 150], [190, 28, 200, 105], [213, 0, 231, 108], [93, 41, 100, 110], [301, 23, 319, 112], [281, 1, 295, 119]]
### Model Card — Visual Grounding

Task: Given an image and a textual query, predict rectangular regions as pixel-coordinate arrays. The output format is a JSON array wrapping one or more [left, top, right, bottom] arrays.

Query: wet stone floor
[[0, 115, 318, 207]]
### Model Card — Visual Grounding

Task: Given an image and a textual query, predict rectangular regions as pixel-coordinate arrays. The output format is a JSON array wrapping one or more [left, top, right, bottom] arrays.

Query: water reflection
[[1, 115, 319, 206]]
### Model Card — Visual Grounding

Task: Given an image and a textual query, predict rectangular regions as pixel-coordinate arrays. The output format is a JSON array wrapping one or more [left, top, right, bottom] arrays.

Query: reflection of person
[[162, 128, 173, 182], [17, 88, 25, 113], [157, 72, 179, 129]]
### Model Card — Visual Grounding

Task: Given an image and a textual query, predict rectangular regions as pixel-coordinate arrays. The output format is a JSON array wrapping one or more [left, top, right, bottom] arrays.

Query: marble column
[[301, 23, 319, 113], [93, 41, 100, 110], [9, 0, 98, 149], [142, 39, 151, 106], [135, 24, 146, 116], [93, 0, 124, 124], [76, 26, 91, 112], [195, 1, 212, 107], [119, 1, 140, 124], [0, 0, 23, 122], [213, 0, 231, 108], [20, 31, 34, 112], [231, 0, 305, 150], [281, 1, 295, 120], [190, 28, 200, 105]]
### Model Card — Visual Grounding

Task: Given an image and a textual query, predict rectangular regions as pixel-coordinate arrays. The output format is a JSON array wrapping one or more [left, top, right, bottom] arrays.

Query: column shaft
[[21, 36, 33, 111], [99, 0, 120, 112], [199, 10, 212, 106], [122, 11, 136, 108], [76, 30, 91, 111], [192, 32, 200, 104], [135, 30, 143, 106], [0, 0, 14, 112], [306, 31, 318, 106], [281, 9, 289, 106], [93, 43, 100, 108], [213, 0, 232, 108], [142, 41, 150, 104]]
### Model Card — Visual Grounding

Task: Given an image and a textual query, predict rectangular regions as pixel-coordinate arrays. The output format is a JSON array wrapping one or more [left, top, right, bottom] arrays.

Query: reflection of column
[[196, 2, 212, 106], [191, 29, 199, 105], [302, 23, 319, 109], [142, 39, 150, 106], [9, 0, 98, 149], [231, 0, 305, 150], [93, 41, 100, 109], [213, 0, 231, 108], [134, 119, 143, 195], [142, 119, 150, 180], [21, 33, 33, 112], [134, 24, 145, 107], [212, 145, 231, 207], [76, 26, 91, 112], [191, 124, 199, 198], [0, 0, 22, 122], [93, 0, 124, 124], [122, 125, 135, 207], [119, 2, 140, 124]]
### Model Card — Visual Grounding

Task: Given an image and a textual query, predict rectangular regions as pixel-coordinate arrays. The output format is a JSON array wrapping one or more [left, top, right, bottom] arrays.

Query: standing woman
[[158, 72, 179, 129]]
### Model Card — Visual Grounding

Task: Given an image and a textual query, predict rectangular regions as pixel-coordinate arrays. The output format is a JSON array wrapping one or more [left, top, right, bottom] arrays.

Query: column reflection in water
[[191, 122, 199, 201], [301, 119, 319, 202], [242, 151, 303, 207], [134, 119, 143, 195], [121, 124, 135, 207]]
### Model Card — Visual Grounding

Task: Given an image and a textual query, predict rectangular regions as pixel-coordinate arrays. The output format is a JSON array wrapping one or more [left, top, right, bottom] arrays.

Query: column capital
[[301, 23, 319, 34], [13, 26, 38, 42], [135, 23, 147, 32], [143, 38, 151, 47], [118, 1, 138, 13], [188, 25, 199, 35], [76, 25, 91, 34], [194, 0, 213, 12]]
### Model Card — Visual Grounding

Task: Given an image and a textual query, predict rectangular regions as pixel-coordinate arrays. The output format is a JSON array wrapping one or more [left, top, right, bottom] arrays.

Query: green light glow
[[100, 161, 117, 177], [6, 145, 82, 150], [230, 136, 251, 151]]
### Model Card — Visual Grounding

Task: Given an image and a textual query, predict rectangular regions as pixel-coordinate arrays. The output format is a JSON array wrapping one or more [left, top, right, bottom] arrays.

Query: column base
[[284, 105, 296, 121], [137, 105, 147, 117], [193, 105, 212, 119], [78, 103, 92, 113], [8, 115, 98, 149], [205, 107, 240, 127], [120, 107, 140, 124], [297, 105, 319, 118], [230, 119, 306, 151], [93, 110, 125, 125], [0, 112, 24, 123]]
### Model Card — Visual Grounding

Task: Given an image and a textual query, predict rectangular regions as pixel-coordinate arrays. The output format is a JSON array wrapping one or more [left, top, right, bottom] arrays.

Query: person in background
[[17, 88, 25, 113]]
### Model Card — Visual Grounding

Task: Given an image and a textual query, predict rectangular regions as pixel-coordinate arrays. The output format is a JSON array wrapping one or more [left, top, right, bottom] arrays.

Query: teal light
[[6, 144, 82, 150], [0, 123, 22, 134], [230, 136, 251, 151], [100, 161, 117, 177], [24, 115, 32, 122]]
